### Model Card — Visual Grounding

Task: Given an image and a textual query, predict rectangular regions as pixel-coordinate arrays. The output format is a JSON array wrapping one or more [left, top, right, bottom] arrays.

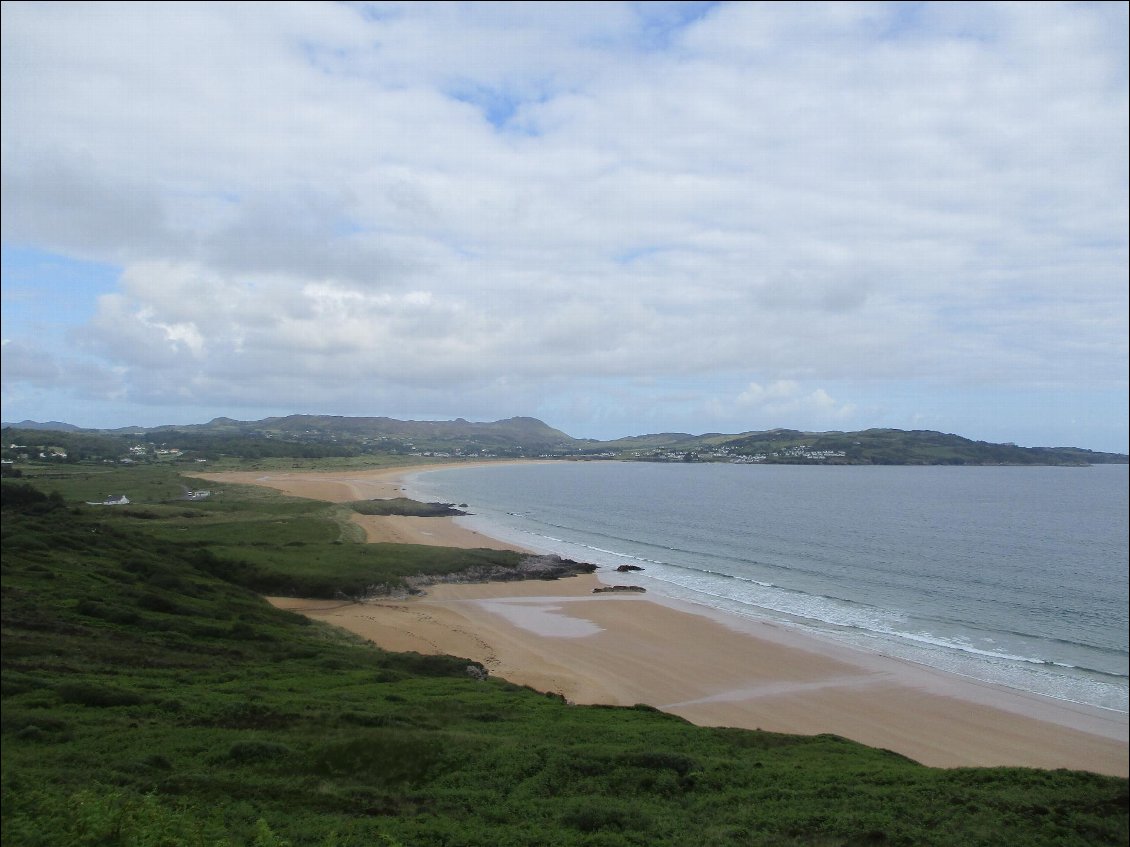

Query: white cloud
[[0, 338, 126, 398], [1, 2, 1126, 446], [735, 380, 857, 424]]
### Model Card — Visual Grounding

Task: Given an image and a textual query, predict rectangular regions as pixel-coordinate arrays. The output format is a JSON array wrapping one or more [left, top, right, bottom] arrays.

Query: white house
[[86, 494, 130, 506]]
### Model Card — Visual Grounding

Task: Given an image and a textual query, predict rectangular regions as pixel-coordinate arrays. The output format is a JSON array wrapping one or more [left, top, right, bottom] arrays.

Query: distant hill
[[3, 416, 1126, 465], [141, 414, 578, 454], [1, 420, 83, 432], [584, 427, 1128, 465], [2, 415, 579, 462], [703, 427, 1127, 466]]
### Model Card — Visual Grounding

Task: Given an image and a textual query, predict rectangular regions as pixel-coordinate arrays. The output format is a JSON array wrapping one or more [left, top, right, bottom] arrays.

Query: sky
[[1, 1, 1127, 452]]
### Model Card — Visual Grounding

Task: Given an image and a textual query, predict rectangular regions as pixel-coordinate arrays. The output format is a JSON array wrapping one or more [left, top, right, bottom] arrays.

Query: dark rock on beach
[[592, 585, 647, 594], [615, 564, 644, 572], [402, 555, 597, 594], [350, 497, 468, 517]]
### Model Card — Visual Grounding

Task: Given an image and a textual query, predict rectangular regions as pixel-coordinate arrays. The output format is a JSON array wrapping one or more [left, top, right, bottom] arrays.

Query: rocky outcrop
[[350, 497, 468, 517], [592, 585, 646, 594], [615, 564, 644, 572], [401, 555, 597, 595]]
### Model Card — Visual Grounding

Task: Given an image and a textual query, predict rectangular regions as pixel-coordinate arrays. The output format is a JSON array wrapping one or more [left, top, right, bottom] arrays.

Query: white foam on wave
[[583, 556, 1130, 713]]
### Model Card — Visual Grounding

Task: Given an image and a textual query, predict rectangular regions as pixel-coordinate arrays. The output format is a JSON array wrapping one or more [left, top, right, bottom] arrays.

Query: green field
[[2, 464, 1126, 846]]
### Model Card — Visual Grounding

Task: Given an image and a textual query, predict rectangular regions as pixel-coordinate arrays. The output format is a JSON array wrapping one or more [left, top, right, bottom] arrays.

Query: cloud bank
[[2, 2, 1127, 448]]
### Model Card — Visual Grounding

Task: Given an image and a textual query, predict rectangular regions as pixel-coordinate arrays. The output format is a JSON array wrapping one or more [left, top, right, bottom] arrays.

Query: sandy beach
[[200, 464, 1128, 776], [196, 463, 530, 550]]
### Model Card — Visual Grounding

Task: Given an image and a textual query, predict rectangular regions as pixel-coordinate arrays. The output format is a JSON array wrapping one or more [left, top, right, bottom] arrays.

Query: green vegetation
[[2, 465, 1128, 845], [3, 467, 521, 600], [601, 428, 1129, 465], [2, 415, 570, 464], [7, 416, 1127, 468], [712, 428, 1127, 466], [350, 498, 467, 517]]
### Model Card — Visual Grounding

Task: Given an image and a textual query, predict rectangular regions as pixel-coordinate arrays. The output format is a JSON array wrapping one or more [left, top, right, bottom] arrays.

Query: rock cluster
[[403, 555, 597, 594]]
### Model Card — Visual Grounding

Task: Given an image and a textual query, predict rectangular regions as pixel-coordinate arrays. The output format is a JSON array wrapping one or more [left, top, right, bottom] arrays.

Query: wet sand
[[199, 464, 1128, 776]]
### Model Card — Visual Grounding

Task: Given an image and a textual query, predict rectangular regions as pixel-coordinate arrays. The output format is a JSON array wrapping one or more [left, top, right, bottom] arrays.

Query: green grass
[[15, 468, 523, 599], [349, 497, 466, 517], [13, 463, 194, 505], [2, 470, 1127, 846]]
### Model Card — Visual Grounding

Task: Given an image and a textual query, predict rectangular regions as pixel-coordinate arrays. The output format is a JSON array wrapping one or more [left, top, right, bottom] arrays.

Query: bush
[[1, 481, 65, 514], [561, 802, 652, 834], [226, 740, 294, 763], [617, 751, 696, 777], [312, 731, 444, 786], [56, 682, 145, 708], [137, 592, 191, 615], [75, 599, 142, 625]]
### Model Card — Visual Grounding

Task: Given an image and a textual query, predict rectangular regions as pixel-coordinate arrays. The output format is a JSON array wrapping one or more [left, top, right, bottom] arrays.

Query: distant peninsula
[[3, 415, 1126, 467]]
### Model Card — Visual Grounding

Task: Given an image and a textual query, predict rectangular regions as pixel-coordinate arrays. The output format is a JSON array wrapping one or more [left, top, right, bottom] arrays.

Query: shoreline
[[195, 460, 541, 550], [201, 463, 1128, 776]]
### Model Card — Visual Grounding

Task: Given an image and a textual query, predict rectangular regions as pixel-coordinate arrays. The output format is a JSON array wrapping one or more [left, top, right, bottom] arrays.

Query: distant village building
[[87, 494, 130, 506]]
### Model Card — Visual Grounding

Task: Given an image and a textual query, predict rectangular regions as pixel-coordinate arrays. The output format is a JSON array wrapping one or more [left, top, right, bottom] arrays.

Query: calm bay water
[[408, 462, 1129, 712]]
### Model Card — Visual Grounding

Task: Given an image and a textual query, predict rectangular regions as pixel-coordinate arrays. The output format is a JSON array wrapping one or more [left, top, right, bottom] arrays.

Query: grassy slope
[[2, 468, 1127, 846]]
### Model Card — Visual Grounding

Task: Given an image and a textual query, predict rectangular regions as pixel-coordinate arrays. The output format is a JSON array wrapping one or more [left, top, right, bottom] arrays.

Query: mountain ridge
[[3, 415, 1126, 465]]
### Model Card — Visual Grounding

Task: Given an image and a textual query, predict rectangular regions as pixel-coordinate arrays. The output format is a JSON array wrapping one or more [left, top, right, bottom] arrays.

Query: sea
[[406, 461, 1129, 714]]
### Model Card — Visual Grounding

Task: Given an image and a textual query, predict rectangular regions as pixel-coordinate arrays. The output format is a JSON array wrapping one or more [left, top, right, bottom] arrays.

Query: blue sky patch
[[1, 245, 120, 336]]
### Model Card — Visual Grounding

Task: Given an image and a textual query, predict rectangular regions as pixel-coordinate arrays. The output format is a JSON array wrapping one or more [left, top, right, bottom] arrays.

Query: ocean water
[[407, 461, 1129, 713]]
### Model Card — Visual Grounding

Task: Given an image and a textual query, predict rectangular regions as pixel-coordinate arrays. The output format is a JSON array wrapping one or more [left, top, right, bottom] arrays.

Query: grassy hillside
[[714, 428, 1127, 465], [7, 417, 1127, 466], [2, 467, 1127, 845]]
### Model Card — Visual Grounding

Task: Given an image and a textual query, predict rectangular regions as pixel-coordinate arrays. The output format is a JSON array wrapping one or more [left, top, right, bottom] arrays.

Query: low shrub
[[225, 740, 293, 763], [56, 682, 145, 708]]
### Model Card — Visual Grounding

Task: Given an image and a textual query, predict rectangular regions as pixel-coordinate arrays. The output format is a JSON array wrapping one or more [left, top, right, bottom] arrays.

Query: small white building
[[87, 494, 130, 506]]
